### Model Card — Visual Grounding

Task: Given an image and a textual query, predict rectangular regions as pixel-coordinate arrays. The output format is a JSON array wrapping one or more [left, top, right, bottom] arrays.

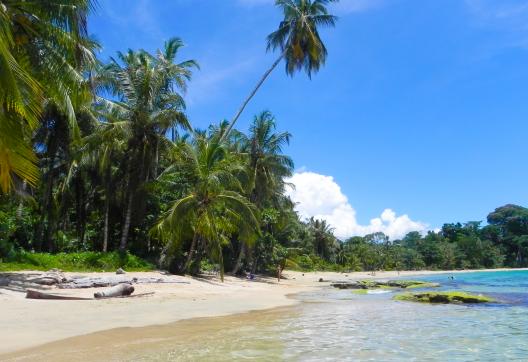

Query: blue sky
[[90, 0, 528, 239]]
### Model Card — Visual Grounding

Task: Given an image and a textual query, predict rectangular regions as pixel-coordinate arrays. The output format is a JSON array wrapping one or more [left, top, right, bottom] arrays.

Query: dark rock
[[394, 291, 494, 304]]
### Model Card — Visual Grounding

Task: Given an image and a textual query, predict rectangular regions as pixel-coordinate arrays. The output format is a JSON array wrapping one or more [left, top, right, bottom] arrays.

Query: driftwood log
[[94, 283, 134, 299], [26, 290, 93, 300], [25, 288, 154, 300], [28, 271, 68, 286], [58, 276, 190, 289]]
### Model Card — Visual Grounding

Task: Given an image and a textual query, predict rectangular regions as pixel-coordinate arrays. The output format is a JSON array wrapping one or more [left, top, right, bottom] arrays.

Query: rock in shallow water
[[393, 291, 495, 304], [331, 280, 439, 290]]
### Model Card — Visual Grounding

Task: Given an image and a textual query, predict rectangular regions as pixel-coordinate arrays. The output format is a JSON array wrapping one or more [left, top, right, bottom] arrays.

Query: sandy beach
[[0, 268, 524, 360]]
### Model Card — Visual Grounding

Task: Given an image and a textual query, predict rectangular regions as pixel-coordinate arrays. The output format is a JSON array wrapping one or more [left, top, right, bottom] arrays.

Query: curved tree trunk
[[231, 243, 246, 275], [222, 53, 284, 140], [181, 233, 199, 273], [219, 245, 225, 282]]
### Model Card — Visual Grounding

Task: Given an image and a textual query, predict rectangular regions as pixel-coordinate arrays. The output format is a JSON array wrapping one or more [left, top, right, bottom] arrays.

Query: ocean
[[160, 270, 528, 361]]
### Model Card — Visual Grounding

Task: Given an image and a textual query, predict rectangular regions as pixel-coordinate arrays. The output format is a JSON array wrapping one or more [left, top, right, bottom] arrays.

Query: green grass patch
[[0, 251, 155, 272], [393, 291, 495, 304], [351, 289, 370, 295]]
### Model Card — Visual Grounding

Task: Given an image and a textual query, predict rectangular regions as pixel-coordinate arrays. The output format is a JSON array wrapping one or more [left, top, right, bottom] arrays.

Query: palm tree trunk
[[231, 242, 246, 275], [181, 233, 199, 273], [222, 53, 284, 140], [103, 167, 112, 252], [119, 192, 133, 252], [219, 246, 225, 282], [103, 196, 109, 252], [153, 139, 159, 179], [75, 177, 86, 248], [16, 181, 27, 220], [45, 178, 55, 253]]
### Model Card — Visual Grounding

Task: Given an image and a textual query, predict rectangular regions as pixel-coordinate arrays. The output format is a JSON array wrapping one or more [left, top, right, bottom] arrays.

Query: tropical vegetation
[[1, 0, 527, 276]]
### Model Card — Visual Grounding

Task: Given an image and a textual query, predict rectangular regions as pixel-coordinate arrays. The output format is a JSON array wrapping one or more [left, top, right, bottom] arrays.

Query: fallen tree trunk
[[94, 283, 134, 299], [57, 276, 190, 289], [25, 289, 153, 300], [26, 290, 92, 300], [28, 272, 69, 286]]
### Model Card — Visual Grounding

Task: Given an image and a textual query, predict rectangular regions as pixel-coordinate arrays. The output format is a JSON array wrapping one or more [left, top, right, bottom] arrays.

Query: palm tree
[[69, 115, 128, 251], [223, 0, 338, 138], [153, 136, 259, 281], [0, 0, 97, 192], [97, 38, 198, 251], [231, 111, 294, 273], [243, 111, 294, 206], [308, 217, 337, 261]]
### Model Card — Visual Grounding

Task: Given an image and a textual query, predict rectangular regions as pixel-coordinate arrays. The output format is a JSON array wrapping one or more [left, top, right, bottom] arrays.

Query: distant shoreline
[[1, 268, 527, 359]]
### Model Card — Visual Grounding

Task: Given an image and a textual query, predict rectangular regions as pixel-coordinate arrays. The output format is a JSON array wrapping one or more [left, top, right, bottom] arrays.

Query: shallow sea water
[[5, 270, 528, 362], [138, 270, 528, 361]]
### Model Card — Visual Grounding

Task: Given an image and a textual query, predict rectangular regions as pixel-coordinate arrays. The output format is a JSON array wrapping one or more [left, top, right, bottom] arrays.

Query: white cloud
[[286, 171, 428, 240]]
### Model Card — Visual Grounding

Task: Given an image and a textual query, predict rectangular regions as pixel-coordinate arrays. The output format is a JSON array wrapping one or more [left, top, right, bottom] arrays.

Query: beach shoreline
[[1, 267, 526, 358]]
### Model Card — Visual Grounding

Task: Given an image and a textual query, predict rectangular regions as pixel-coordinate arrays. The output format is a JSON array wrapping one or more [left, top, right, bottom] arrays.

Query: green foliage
[[0, 251, 154, 272], [153, 135, 259, 280], [0, 0, 524, 279], [0, 0, 97, 191], [288, 254, 344, 272]]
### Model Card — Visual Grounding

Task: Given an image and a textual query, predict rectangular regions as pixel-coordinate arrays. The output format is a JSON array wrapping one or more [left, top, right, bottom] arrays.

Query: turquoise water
[[37, 270, 525, 361], [167, 270, 528, 361]]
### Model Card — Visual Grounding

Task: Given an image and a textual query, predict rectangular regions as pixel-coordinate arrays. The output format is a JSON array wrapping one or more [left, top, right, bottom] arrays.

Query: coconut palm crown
[[268, 0, 338, 77]]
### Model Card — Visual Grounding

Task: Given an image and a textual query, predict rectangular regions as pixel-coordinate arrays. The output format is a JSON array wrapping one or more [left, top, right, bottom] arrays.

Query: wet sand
[[0, 307, 295, 362]]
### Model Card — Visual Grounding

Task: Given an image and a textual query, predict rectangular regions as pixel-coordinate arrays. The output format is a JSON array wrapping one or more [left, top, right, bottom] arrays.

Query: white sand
[[0, 268, 523, 355]]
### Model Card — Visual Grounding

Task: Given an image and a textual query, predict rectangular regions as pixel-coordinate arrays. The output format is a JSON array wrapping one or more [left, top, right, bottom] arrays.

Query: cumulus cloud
[[286, 172, 428, 240]]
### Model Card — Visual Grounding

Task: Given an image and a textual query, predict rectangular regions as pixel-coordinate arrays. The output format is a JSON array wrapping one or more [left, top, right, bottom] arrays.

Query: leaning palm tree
[[223, 0, 338, 138], [97, 38, 198, 251], [153, 136, 259, 281], [0, 0, 97, 192]]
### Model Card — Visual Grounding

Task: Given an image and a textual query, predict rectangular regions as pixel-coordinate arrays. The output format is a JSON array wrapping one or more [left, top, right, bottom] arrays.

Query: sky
[[89, 0, 528, 239]]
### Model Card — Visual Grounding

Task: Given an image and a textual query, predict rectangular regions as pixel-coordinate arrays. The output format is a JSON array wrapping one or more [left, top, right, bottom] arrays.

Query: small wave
[[367, 290, 392, 294]]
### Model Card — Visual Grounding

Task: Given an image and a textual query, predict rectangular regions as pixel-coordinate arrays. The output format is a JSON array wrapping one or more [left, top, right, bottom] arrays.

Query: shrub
[[0, 251, 155, 272]]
